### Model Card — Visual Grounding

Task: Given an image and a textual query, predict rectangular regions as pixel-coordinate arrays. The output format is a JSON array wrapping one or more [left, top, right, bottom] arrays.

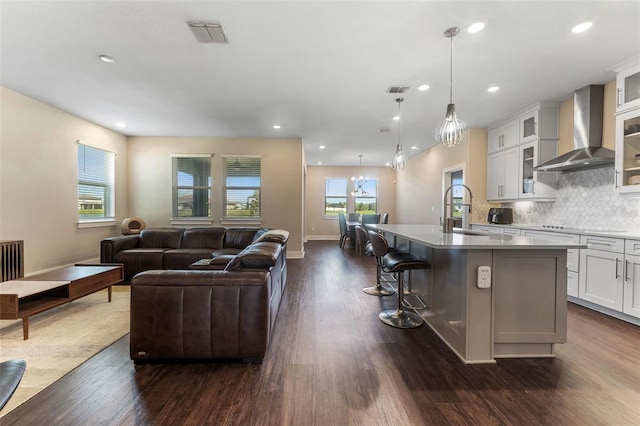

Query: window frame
[[222, 155, 262, 220], [324, 177, 348, 219], [171, 154, 213, 221], [353, 178, 378, 215], [76, 142, 116, 227]]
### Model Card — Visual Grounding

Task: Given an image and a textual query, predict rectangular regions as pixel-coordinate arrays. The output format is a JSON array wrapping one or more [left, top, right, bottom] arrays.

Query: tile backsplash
[[506, 167, 640, 231]]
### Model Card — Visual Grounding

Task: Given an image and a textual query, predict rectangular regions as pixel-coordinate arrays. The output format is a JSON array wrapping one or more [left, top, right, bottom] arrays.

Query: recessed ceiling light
[[418, 84, 430, 91], [99, 55, 115, 63], [392, 115, 400, 121], [317, 161, 322, 165], [411, 146, 419, 150], [385, 162, 391, 167], [487, 86, 500, 92], [273, 125, 281, 129], [572, 22, 593, 33], [319, 145, 325, 149], [467, 22, 486, 33], [115, 122, 126, 128]]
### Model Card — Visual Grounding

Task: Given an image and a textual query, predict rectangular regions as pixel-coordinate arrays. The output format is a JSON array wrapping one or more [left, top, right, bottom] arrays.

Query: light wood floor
[[3, 240, 640, 425]]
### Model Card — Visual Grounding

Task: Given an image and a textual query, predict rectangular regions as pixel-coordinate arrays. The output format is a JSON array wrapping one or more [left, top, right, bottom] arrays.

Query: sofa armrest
[[100, 235, 140, 263], [130, 270, 272, 361]]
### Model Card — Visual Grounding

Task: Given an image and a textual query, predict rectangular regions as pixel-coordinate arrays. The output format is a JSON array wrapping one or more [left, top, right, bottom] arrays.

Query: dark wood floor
[[3, 240, 640, 425]]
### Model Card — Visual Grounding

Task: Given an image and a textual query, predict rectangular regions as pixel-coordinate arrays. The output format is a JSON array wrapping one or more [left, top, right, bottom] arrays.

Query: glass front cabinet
[[615, 108, 640, 194], [612, 57, 640, 194], [612, 56, 640, 112], [518, 140, 557, 199]]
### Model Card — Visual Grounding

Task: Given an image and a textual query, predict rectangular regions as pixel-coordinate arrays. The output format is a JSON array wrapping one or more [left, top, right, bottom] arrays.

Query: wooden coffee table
[[0, 264, 123, 339]]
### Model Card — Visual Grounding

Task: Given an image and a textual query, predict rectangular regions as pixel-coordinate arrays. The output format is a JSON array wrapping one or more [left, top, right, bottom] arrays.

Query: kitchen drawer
[[521, 230, 580, 243], [472, 225, 502, 234], [567, 249, 579, 273], [625, 239, 640, 256], [580, 235, 625, 253]]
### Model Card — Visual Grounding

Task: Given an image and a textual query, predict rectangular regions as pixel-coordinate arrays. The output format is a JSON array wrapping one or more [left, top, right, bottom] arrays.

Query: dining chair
[[338, 213, 355, 248], [381, 213, 389, 224], [348, 212, 360, 222], [361, 213, 380, 227]]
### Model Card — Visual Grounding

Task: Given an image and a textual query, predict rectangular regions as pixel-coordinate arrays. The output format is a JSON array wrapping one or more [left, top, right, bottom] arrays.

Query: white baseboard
[[288, 250, 305, 259]]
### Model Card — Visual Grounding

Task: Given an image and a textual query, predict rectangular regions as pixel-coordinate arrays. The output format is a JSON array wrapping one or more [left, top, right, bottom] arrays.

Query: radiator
[[1, 240, 24, 282]]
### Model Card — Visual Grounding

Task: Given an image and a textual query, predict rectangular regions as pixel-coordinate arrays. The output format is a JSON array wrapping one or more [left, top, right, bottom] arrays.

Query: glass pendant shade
[[391, 143, 408, 171], [435, 103, 467, 147], [351, 155, 368, 196]]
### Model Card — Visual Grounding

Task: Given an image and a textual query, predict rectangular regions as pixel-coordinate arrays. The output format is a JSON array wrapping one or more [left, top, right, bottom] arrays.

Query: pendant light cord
[[449, 32, 453, 104]]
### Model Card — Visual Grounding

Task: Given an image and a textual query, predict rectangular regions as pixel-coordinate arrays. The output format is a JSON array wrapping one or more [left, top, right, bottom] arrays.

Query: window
[[224, 156, 261, 218], [77, 143, 115, 221], [325, 178, 347, 216], [172, 155, 212, 218], [354, 179, 377, 214]]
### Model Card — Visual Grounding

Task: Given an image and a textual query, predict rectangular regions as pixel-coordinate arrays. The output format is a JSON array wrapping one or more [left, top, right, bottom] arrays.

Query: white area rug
[[0, 286, 130, 416]]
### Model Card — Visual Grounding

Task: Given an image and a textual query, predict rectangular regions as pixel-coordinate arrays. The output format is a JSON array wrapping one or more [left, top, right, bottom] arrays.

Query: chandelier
[[434, 27, 467, 147], [391, 97, 408, 171], [351, 155, 368, 196]]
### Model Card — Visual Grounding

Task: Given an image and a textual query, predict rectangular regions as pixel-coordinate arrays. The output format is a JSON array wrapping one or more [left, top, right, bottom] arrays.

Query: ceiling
[[1, 1, 639, 167]]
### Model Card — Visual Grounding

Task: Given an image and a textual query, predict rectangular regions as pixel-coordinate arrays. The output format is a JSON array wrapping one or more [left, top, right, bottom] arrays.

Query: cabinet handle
[[626, 260, 631, 282], [617, 88, 622, 108], [616, 259, 621, 279], [615, 170, 621, 189]]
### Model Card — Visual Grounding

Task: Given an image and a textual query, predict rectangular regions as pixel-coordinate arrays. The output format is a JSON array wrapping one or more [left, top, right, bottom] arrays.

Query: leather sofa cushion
[[139, 229, 184, 249], [181, 227, 226, 249], [223, 228, 261, 249], [114, 249, 166, 281], [189, 255, 236, 270], [163, 249, 215, 270], [212, 248, 243, 257], [225, 242, 282, 271]]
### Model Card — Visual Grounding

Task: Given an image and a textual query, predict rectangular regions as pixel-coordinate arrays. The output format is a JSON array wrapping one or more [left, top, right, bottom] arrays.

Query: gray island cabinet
[[370, 224, 585, 364]]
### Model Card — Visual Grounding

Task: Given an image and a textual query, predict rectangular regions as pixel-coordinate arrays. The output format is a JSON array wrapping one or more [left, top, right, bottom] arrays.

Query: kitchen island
[[370, 224, 585, 364]]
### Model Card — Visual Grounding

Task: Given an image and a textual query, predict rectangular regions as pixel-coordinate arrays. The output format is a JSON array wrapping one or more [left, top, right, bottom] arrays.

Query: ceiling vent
[[377, 128, 392, 133], [387, 86, 409, 94], [187, 21, 229, 44]]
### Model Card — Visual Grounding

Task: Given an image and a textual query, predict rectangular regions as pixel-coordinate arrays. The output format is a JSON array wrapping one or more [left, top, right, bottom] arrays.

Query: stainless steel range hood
[[534, 85, 615, 172]]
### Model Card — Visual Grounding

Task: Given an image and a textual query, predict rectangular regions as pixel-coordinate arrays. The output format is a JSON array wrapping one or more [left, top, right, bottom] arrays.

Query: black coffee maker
[[487, 208, 513, 224]]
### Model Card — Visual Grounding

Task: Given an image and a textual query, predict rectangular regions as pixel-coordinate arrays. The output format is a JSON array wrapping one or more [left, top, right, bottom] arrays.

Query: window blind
[[77, 143, 115, 220]]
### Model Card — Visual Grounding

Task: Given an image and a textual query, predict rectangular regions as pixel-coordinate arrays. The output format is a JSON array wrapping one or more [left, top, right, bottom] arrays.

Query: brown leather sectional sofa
[[101, 227, 289, 363], [100, 227, 272, 281]]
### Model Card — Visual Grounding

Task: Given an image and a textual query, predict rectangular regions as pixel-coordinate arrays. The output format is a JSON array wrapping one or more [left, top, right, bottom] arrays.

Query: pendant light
[[435, 27, 467, 147], [351, 155, 368, 196], [391, 97, 408, 171]]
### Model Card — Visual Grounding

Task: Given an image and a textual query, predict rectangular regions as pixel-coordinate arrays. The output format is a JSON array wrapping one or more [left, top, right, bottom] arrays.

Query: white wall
[[126, 136, 305, 256], [305, 165, 397, 239], [0, 87, 128, 274]]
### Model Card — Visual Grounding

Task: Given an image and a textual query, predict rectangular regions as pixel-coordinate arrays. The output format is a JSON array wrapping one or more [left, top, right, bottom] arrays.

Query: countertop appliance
[[488, 207, 513, 224]]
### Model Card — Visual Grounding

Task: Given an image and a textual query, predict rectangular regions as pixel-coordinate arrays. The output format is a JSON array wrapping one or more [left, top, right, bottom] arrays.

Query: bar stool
[[368, 230, 429, 328], [362, 228, 393, 296]]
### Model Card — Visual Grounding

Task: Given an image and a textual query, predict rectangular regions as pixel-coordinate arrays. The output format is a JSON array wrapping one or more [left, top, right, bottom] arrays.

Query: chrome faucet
[[442, 184, 473, 233]]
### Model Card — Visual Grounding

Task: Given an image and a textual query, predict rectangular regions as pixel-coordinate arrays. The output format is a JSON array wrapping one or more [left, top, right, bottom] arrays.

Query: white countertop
[[472, 223, 640, 240], [370, 224, 585, 250]]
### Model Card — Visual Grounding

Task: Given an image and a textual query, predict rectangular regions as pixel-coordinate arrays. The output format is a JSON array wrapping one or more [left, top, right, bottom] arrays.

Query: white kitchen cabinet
[[518, 140, 557, 199], [518, 102, 560, 143], [567, 271, 579, 298], [614, 107, 640, 194], [623, 253, 640, 318], [623, 239, 640, 318], [578, 235, 625, 311], [487, 148, 519, 200], [610, 56, 640, 112], [488, 119, 519, 154]]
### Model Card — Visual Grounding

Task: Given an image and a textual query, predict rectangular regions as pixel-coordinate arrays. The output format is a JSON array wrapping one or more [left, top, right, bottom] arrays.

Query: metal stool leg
[[363, 264, 394, 296], [379, 270, 424, 328]]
